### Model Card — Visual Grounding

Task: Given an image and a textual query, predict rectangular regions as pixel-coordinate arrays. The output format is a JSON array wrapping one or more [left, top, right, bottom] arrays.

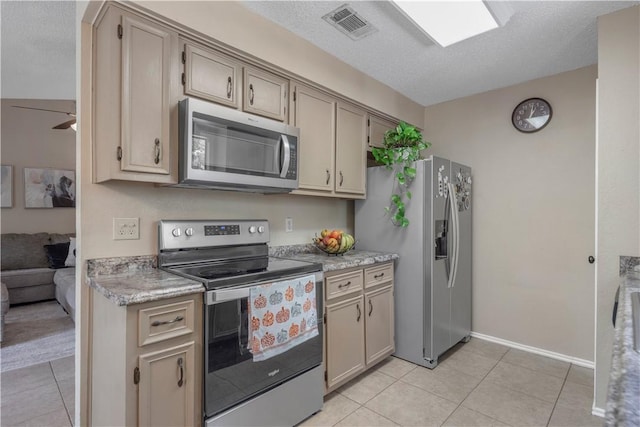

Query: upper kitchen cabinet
[[368, 114, 397, 150], [243, 66, 289, 122], [291, 82, 367, 199], [335, 102, 367, 196], [182, 41, 241, 109], [93, 5, 179, 184], [291, 83, 336, 192]]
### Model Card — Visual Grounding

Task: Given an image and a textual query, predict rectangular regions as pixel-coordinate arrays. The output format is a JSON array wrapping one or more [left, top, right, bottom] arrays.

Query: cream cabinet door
[[138, 341, 196, 427], [183, 42, 240, 109], [292, 83, 336, 192], [365, 285, 395, 367], [368, 114, 397, 149], [120, 13, 173, 176], [335, 102, 367, 195], [243, 67, 288, 122], [326, 295, 365, 389]]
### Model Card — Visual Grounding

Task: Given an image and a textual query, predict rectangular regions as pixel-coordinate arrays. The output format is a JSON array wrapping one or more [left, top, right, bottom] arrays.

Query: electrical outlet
[[285, 217, 293, 232], [113, 217, 140, 240]]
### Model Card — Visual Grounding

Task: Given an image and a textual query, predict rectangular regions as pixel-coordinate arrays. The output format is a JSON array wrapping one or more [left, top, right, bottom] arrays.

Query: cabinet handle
[[369, 299, 373, 316], [249, 84, 254, 105], [177, 357, 184, 388], [326, 169, 330, 185], [154, 138, 161, 165], [356, 303, 361, 322], [338, 281, 351, 289], [339, 171, 344, 186], [151, 315, 184, 327], [227, 77, 232, 99], [374, 273, 385, 279]]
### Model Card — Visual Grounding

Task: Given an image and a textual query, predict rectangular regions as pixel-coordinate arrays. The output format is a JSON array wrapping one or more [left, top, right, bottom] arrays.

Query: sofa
[[0, 232, 76, 321]]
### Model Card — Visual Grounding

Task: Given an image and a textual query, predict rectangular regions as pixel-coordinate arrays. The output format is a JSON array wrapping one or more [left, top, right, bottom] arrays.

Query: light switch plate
[[113, 217, 140, 240]]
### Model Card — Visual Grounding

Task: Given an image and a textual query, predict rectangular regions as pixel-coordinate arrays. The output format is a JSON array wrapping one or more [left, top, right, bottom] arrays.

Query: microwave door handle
[[279, 134, 291, 178]]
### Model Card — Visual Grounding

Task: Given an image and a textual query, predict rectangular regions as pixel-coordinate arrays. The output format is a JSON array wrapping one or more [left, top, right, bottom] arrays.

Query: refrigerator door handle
[[448, 183, 461, 288], [446, 183, 457, 289]]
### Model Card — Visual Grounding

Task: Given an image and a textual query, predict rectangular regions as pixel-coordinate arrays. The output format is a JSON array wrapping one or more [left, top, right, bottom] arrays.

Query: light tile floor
[[0, 339, 603, 427], [301, 338, 603, 427], [1, 355, 74, 427]]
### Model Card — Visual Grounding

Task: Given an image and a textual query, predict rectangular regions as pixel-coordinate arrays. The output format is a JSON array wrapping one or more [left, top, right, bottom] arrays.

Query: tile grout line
[[545, 363, 571, 427], [332, 367, 407, 426], [49, 361, 74, 427], [439, 346, 510, 426]]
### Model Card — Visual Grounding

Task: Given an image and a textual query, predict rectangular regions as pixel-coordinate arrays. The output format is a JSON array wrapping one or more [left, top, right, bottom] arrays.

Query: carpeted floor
[[1, 300, 75, 372]]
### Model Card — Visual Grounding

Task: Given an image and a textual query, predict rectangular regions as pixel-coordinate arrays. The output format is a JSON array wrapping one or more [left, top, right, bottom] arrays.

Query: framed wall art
[[24, 168, 76, 208], [1, 165, 13, 208]]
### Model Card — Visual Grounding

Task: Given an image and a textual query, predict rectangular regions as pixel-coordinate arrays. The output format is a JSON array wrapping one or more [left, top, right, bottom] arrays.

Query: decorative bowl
[[312, 239, 356, 256]]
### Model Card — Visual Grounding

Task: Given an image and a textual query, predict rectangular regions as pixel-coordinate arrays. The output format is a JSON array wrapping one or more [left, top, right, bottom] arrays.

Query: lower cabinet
[[324, 262, 395, 393], [138, 342, 195, 427], [90, 291, 202, 427]]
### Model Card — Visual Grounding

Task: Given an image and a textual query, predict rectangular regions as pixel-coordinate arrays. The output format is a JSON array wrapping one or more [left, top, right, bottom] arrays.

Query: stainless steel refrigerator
[[355, 156, 472, 369]]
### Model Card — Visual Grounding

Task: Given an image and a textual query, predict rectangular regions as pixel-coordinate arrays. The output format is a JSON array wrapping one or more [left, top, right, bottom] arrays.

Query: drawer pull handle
[[227, 76, 232, 99], [339, 171, 344, 186], [249, 84, 254, 105], [151, 315, 184, 327], [369, 299, 373, 316], [338, 281, 351, 289], [356, 303, 361, 322], [326, 169, 330, 185], [374, 273, 385, 279], [177, 357, 184, 387]]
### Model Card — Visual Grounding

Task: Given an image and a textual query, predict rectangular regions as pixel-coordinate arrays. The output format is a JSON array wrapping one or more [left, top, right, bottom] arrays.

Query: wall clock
[[512, 98, 552, 133]]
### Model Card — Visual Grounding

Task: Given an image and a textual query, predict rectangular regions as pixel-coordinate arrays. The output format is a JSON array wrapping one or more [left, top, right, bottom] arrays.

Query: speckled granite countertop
[[86, 245, 397, 306], [270, 244, 398, 272], [605, 262, 640, 426], [86, 256, 204, 306]]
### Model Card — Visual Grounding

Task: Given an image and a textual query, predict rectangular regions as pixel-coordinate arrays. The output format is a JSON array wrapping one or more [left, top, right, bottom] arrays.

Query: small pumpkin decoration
[[285, 286, 294, 301], [269, 290, 283, 305], [289, 323, 299, 337], [305, 281, 314, 293], [303, 298, 312, 313], [261, 332, 275, 348], [254, 294, 267, 309], [262, 310, 274, 327], [251, 316, 260, 331], [275, 307, 290, 323]]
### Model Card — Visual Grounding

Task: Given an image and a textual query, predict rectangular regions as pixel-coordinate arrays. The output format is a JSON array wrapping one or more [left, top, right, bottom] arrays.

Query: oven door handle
[[207, 286, 253, 304], [206, 271, 324, 304]]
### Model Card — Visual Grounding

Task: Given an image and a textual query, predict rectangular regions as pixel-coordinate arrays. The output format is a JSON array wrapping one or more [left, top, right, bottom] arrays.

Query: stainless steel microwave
[[177, 98, 299, 193]]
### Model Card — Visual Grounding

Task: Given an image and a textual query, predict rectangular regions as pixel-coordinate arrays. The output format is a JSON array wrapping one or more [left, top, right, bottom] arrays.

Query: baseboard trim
[[470, 331, 594, 369], [591, 406, 605, 418]]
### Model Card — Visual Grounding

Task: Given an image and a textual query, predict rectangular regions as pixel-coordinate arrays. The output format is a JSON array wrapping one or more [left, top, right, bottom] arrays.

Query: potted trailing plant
[[371, 121, 430, 227]]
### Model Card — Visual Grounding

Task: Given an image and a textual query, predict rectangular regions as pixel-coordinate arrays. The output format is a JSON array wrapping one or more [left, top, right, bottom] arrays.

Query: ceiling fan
[[11, 105, 77, 131]]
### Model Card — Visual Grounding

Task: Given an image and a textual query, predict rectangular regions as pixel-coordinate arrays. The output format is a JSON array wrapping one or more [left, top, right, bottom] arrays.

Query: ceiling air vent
[[322, 4, 377, 41]]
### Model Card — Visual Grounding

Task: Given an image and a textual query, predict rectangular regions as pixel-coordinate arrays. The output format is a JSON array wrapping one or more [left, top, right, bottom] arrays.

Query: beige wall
[[594, 6, 640, 410], [424, 66, 597, 362], [1, 99, 76, 234]]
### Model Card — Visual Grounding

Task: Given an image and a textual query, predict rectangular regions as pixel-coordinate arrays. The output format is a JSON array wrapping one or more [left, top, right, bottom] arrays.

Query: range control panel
[[159, 219, 270, 251]]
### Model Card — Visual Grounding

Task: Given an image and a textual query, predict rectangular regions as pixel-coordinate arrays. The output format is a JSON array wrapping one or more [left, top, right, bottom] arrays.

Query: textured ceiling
[[1, 1, 638, 105], [242, 0, 639, 106], [1, 1, 76, 99]]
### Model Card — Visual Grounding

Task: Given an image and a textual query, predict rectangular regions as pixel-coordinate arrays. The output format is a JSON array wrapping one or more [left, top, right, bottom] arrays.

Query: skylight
[[392, 0, 499, 47]]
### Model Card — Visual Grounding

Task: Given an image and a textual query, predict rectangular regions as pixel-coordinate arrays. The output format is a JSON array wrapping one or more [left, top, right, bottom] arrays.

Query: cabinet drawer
[[138, 300, 195, 346], [326, 270, 363, 300], [365, 263, 393, 288]]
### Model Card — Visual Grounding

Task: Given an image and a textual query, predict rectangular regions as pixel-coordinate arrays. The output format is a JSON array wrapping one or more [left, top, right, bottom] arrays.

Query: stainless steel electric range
[[158, 219, 324, 427]]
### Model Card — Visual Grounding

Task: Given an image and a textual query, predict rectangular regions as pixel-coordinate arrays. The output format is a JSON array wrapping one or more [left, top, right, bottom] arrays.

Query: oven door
[[203, 270, 323, 419]]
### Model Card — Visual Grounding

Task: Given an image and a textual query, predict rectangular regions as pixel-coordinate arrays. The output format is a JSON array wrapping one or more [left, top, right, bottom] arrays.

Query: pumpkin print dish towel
[[248, 274, 318, 361]]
